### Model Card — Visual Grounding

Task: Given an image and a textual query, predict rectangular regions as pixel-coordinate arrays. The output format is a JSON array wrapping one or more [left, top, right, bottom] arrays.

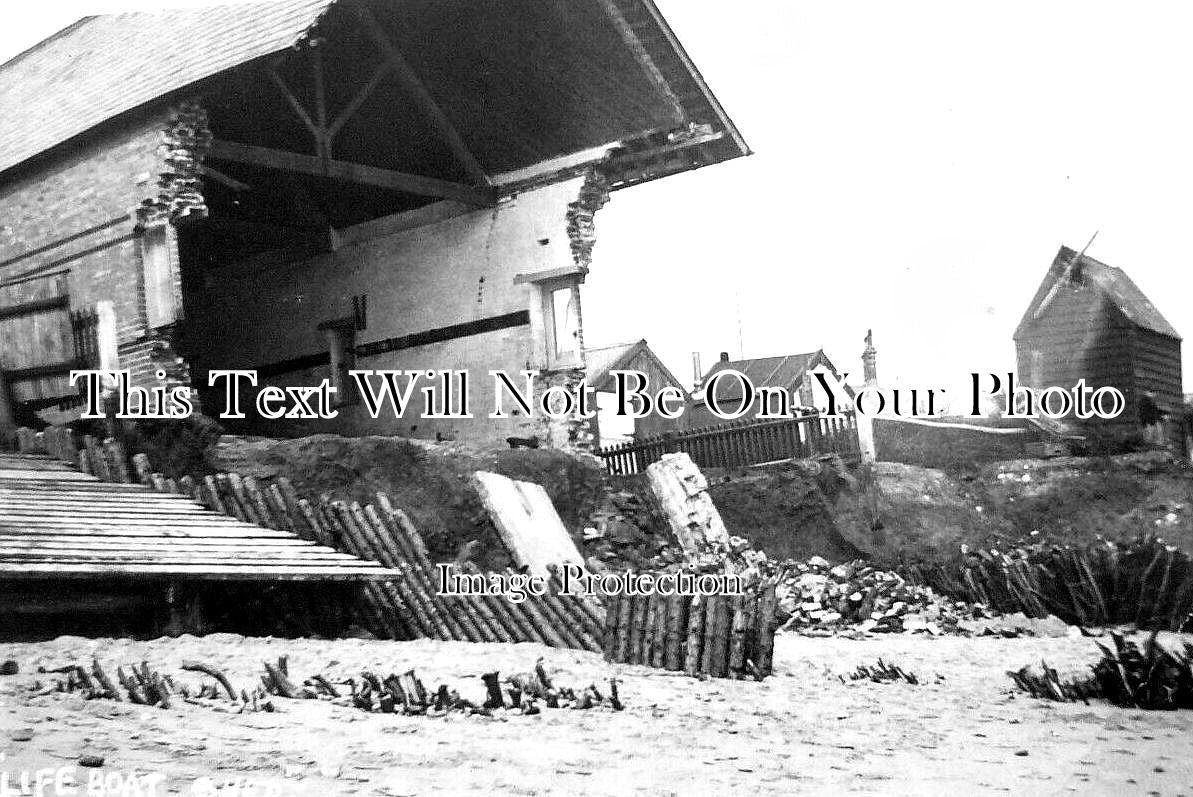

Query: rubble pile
[[582, 490, 683, 570], [776, 556, 985, 635]]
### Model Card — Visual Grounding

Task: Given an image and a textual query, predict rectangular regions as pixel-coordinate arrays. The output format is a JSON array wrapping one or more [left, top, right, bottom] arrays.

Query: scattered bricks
[[775, 556, 985, 637]]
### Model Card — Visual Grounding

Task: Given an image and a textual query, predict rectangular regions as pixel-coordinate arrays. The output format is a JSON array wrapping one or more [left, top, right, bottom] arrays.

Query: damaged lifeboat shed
[[0, 0, 748, 450]]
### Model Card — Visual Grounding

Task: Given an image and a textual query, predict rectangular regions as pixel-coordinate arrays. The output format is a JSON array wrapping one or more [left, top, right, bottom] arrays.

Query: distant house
[[1014, 246, 1182, 431], [584, 339, 685, 444], [685, 349, 850, 429]]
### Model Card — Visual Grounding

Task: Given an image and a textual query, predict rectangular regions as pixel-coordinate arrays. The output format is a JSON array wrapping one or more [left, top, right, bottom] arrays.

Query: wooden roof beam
[[351, 7, 490, 187], [207, 140, 496, 206]]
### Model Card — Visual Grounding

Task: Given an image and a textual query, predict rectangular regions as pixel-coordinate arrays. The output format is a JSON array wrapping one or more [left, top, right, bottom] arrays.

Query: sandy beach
[[1, 632, 1190, 796]]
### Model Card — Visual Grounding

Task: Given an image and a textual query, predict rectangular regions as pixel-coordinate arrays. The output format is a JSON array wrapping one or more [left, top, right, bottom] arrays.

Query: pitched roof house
[[1014, 245, 1182, 429], [584, 339, 685, 442], [0, 0, 747, 450], [686, 349, 850, 428]]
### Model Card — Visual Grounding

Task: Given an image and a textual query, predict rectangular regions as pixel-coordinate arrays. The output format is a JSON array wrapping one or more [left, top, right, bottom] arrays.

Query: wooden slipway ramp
[[0, 452, 395, 581]]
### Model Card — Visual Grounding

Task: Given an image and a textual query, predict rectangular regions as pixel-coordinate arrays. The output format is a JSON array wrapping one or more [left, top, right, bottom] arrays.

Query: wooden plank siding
[[1016, 291, 1145, 430], [0, 274, 75, 402], [1132, 328, 1183, 414], [1015, 249, 1183, 433]]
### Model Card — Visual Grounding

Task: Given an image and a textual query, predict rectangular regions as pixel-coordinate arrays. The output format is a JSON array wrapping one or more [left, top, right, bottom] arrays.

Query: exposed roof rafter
[[350, 6, 490, 187], [207, 139, 496, 206]]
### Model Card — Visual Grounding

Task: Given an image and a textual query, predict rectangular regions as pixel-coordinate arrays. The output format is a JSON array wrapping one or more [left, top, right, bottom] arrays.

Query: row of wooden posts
[[602, 579, 779, 679], [14, 426, 781, 679], [14, 426, 605, 651]]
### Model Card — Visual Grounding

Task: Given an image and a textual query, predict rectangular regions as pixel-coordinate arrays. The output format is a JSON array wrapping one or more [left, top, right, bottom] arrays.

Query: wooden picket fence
[[602, 576, 779, 679], [597, 412, 860, 475], [9, 426, 606, 651]]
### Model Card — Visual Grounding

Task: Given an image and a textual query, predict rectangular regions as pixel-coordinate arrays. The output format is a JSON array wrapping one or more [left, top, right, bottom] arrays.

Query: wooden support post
[[727, 594, 749, 679], [603, 592, 622, 661], [628, 593, 648, 664], [664, 592, 687, 671], [755, 580, 778, 677], [683, 595, 705, 676], [641, 594, 659, 665], [650, 593, 669, 667], [311, 46, 328, 158], [614, 591, 634, 663], [0, 370, 14, 434]]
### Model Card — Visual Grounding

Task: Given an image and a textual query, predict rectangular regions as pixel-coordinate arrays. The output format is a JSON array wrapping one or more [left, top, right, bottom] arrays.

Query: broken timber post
[[645, 453, 729, 553], [472, 471, 585, 578]]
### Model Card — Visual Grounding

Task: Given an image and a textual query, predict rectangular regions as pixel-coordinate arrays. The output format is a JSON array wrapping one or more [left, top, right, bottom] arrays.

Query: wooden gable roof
[[1016, 246, 1181, 341]]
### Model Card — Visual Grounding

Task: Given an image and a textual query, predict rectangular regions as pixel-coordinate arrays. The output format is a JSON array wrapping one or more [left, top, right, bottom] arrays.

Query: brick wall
[[0, 104, 204, 407]]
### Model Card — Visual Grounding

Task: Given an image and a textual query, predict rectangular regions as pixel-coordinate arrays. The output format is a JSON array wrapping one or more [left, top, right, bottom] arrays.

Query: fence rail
[[597, 412, 859, 475]]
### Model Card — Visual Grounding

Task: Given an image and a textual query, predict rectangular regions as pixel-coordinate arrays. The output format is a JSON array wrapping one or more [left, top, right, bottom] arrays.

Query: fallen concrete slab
[[473, 471, 585, 578]]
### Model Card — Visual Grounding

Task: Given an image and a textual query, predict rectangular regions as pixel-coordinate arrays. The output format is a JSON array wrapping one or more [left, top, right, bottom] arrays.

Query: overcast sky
[[5, 2, 1193, 408]]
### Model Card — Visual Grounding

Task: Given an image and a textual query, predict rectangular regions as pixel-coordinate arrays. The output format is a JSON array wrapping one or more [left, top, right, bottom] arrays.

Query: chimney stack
[[692, 352, 703, 390], [719, 351, 730, 362]]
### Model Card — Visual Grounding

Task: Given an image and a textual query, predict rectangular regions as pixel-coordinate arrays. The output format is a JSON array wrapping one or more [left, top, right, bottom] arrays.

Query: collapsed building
[[0, 0, 748, 450]]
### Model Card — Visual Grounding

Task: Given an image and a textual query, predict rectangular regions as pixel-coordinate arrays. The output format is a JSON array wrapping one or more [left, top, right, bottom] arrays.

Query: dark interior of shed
[[0, 579, 361, 641], [172, 0, 687, 279], [177, 4, 481, 276]]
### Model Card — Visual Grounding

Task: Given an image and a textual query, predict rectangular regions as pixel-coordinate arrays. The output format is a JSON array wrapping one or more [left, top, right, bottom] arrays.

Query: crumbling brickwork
[[529, 169, 611, 454], [565, 169, 611, 273], [124, 102, 212, 403], [136, 102, 211, 227], [533, 366, 596, 452]]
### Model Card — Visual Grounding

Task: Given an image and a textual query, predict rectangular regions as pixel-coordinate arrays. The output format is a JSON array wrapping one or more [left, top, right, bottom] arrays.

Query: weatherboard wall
[[1015, 282, 1181, 429]]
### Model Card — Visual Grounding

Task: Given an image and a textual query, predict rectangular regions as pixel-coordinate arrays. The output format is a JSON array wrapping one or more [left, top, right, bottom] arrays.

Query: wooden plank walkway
[[0, 453, 399, 581]]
